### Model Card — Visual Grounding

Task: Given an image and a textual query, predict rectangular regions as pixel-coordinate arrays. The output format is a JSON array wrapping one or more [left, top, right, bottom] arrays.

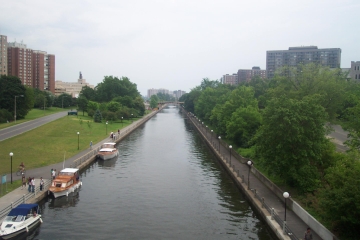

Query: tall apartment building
[[237, 67, 266, 83], [147, 88, 171, 98], [222, 74, 238, 85], [266, 46, 341, 78], [0, 35, 7, 75], [6, 39, 56, 93], [173, 90, 186, 99], [7, 41, 33, 86]]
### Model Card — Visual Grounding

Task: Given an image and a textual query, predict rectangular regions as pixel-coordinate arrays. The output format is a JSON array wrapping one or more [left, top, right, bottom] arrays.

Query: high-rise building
[[0, 35, 7, 75], [7, 41, 33, 86], [7, 40, 55, 93], [266, 46, 341, 78], [237, 67, 266, 83], [222, 74, 238, 85]]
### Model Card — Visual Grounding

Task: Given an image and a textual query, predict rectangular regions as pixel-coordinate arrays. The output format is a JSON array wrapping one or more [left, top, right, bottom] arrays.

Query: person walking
[[52, 169, 56, 180], [304, 227, 313, 240], [90, 141, 93, 150], [40, 177, 44, 191]]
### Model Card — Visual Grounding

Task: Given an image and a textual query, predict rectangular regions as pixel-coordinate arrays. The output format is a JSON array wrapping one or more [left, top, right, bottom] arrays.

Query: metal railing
[[0, 179, 51, 220]]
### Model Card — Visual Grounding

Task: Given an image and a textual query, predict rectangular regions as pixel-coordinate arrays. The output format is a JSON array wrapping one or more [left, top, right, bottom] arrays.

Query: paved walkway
[[189, 113, 328, 240]]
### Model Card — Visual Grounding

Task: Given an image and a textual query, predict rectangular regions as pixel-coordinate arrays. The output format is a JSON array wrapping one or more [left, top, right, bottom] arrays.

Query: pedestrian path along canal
[[35, 106, 275, 239]]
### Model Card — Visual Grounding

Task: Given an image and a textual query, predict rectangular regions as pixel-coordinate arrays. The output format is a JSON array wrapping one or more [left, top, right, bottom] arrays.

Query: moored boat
[[0, 204, 43, 239], [48, 168, 82, 198], [97, 142, 119, 160]]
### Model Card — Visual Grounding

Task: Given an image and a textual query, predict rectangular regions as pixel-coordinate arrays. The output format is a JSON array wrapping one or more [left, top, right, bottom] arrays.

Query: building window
[[356, 74, 358, 79]]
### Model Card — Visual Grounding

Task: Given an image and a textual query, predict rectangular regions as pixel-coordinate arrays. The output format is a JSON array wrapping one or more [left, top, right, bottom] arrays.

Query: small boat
[[48, 168, 82, 199], [97, 142, 119, 160], [0, 204, 43, 239]]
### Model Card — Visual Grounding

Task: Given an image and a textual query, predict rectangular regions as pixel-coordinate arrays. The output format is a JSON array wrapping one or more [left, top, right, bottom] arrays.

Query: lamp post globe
[[9, 152, 13, 184]]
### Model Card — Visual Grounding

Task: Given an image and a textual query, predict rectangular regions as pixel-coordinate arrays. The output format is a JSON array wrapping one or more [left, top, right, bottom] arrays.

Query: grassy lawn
[[0, 113, 137, 176], [0, 107, 71, 130]]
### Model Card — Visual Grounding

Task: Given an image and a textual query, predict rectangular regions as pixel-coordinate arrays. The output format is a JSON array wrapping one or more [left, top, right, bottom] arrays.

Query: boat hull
[[0, 215, 42, 239], [49, 181, 82, 199], [97, 151, 118, 161]]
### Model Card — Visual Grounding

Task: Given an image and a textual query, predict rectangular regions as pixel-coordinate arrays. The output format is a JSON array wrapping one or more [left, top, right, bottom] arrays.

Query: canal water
[[32, 106, 274, 239]]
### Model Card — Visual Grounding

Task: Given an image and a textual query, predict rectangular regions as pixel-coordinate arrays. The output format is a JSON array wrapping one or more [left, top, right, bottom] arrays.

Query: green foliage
[[0, 109, 12, 123], [93, 109, 102, 123], [254, 95, 330, 193], [87, 109, 95, 117], [133, 96, 145, 116], [149, 95, 159, 109], [87, 101, 99, 112], [319, 151, 360, 238], [0, 75, 29, 120], [77, 96, 88, 116], [95, 76, 140, 102], [107, 101, 121, 112], [106, 111, 116, 121], [80, 85, 96, 101], [54, 93, 73, 108]]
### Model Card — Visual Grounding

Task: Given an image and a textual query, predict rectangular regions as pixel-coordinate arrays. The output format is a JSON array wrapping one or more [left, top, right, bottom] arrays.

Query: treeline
[[179, 63, 360, 239], [0, 75, 144, 123]]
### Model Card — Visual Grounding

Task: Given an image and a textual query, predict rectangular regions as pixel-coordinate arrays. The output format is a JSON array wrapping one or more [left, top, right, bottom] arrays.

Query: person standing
[[21, 174, 26, 190], [40, 177, 44, 191], [90, 141, 93, 150], [31, 178, 35, 193], [52, 169, 56, 180], [28, 177, 32, 192], [304, 227, 313, 240]]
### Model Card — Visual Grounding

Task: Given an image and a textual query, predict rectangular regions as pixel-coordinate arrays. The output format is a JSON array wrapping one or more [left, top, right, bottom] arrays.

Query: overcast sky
[[1, 0, 359, 96]]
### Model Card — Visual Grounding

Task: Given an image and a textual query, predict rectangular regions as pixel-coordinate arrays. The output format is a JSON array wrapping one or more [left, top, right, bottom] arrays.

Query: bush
[[88, 109, 95, 117], [93, 109, 102, 123], [0, 109, 13, 123]]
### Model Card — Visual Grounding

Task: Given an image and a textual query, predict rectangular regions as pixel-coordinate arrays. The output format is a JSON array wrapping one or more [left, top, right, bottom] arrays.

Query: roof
[[8, 204, 38, 216], [99, 148, 116, 152], [102, 142, 116, 146], [60, 168, 79, 173]]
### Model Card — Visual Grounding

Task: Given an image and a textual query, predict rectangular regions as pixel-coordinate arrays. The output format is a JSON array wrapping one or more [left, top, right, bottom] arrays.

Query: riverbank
[[184, 108, 337, 240]]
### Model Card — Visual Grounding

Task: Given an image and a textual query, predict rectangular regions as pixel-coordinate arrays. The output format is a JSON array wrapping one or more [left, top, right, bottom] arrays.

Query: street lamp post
[[106, 122, 108, 135], [211, 130, 213, 141], [283, 192, 290, 234], [9, 152, 13, 184], [77, 132, 80, 150], [121, 117, 123, 127], [14, 95, 24, 123], [247, 160, 252, 190], [229, 145, 232, 166], [218, 136, 221, 153], [206, 126, 208, 137], [131, 114, 133, 122]]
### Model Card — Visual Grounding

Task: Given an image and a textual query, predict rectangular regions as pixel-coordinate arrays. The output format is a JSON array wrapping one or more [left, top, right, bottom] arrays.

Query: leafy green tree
[[95, 76, 140, 102], [80, 85, 96, 101], [77, 96, 88, 116], [0, 75, 29, 120], [24, 86, 35, 110], [54, 93, 72, 108], [254, 95, 332, 192], [183, 87, 201, 113], [107, 101, 121, 112], [319, 151, 360, 238], [200, 77, 220, 90], [87, 101, 99, 112], [113, 96, 134, 108], [133, 96, 145, 116], [150, 95, 159, 109], [93, 109, 102, 123]]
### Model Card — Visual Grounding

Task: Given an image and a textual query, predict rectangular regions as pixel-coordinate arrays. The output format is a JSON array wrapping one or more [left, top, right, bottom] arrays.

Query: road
[[0, 111, 68, 141], [328, 124, 349, 152]]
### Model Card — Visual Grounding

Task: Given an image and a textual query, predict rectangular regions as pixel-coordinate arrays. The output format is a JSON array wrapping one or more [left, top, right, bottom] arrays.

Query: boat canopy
[[8, 204, 38, 216], [102, 142, 116, 146], [99, 148, 116, 152], [60, 168, 79, 173]]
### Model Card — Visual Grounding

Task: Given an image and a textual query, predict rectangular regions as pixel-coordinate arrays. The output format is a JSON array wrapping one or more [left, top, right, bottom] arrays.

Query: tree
[[80, 85, 96, 101], [93, 109, 102, 123], [77, 96, 88, 116], [133, 96, 145, 116], [0, 75, 29, 120], [107, 101, 121, 112], [95, 76, 140, 102], [149, 95, 159, 109], [87, 101, 99, 112], [319, 151, 360, 238], [54, 93, 72, 108], [254, 95, 332, 192]]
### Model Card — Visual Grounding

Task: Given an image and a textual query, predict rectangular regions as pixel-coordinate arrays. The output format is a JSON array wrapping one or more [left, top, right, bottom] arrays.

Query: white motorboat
[[0, 204, 43, 239], [48, 168, 82, 198], [97, 142, 119, 160]]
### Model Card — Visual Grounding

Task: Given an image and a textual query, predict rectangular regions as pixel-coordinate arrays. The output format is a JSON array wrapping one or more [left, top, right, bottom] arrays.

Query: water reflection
[[47, 192, 80, 209], [97, 156, 118, 169]]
